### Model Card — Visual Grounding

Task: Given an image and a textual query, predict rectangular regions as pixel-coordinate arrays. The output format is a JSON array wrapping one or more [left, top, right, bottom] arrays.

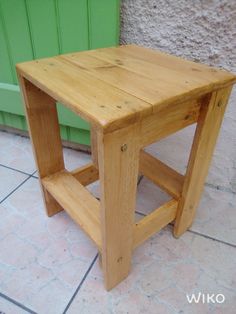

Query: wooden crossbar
[[71, 162, 99, 185], [133, 199, 178, 248], [42, 170, 101, 249], [70, 153, 184, 201], [139, 150, 184, 199]]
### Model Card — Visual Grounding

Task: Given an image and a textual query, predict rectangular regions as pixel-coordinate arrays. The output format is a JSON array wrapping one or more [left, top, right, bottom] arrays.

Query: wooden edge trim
[[139, 150, 184, 199], [71, 162, 99, 186], [133, 199, 178, 249]]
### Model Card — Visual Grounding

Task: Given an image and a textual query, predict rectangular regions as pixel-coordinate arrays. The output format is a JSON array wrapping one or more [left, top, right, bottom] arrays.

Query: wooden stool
[[17, 45, 236, 290]]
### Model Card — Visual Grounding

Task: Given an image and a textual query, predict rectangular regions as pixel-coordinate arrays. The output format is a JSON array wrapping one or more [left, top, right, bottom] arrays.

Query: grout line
[[0, 174, 34, 205], [187, 229, 236, 248], [0, 292, 37, 314], [0, 163, 33, 176], [62, 253, 98, 314]]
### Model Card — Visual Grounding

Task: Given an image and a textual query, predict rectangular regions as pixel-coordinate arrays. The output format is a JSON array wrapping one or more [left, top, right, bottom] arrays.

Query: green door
[[0, 0, 120, 145]]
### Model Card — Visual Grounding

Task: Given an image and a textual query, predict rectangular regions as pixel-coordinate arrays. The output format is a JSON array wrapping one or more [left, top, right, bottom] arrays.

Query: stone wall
[[120, 0, 236, 193]]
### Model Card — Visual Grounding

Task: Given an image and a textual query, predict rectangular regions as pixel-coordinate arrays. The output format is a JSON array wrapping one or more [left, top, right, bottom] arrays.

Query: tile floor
[[0, 130, 235, 314]]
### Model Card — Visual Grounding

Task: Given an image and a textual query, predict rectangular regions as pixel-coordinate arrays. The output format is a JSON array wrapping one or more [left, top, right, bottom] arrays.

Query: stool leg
[[174, 86, 232, 237], [97, 124, 140, 290], [90, 127, 98, 168], [18, 76, 65, 216]]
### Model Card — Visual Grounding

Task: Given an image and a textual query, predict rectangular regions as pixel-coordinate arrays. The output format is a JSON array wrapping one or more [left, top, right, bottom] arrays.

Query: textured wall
[[120, 0, 236, 193]]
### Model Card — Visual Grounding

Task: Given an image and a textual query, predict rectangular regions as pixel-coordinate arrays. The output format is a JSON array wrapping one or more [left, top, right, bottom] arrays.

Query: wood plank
[[140, 98, 201, 147], [18, 76, 64, 217], [42, 170, 102, 249], [95, 45, 236, 89], [71, 162, 99, 185], [25, 0, 59, 58], [88, 0, 120, 49], [86, 46, 236, 108], [16, 57, 152, 133], [57, 0, 89, 53], [123, 45, 236, 87], [0, 0, 33, 83], [97, 124, 140, 290], [133, 199, 178, 248], [61, 53, 180, 105], [140, 150, 184, 199], [174, 86, 233, 237], [16, 45, 236, 133]]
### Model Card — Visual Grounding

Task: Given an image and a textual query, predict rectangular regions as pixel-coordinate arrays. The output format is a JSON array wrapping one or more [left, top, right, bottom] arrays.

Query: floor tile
[[0, 177, 98, 314], [63, 147, 91, 172], [67, 227, 236, 314], [33, 146, 91, 178], [0, 166, 28, 201], [190, 186, 236, 245], [0, 296, 28, 314], [136, 177, 236, 246], [145, 124, 196, 175], [0, 131, 36, 174], [136, 177, 171, 214]]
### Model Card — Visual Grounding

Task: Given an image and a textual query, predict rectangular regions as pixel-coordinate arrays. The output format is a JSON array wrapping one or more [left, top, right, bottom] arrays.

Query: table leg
[[18, 76, 65, 216], [174, 86, 233, 237], [97, 124, 140, 290], [90, 127, 98, 168]]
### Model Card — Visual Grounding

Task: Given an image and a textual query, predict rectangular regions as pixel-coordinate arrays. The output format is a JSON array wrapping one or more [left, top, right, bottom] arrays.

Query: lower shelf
[[42, 160, 179, 252], [42, 169, 102, 250]]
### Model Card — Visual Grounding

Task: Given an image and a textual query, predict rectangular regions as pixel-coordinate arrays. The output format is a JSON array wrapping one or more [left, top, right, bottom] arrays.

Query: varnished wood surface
[[16, 45, 236, 132]]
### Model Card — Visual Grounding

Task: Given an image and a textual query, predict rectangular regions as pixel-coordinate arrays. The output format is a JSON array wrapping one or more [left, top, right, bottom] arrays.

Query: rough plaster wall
[[120, 0, 236, 193]]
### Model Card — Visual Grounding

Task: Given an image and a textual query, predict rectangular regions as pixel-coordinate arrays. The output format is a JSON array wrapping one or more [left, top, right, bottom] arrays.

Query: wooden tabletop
[[16, 45, 236, 132]]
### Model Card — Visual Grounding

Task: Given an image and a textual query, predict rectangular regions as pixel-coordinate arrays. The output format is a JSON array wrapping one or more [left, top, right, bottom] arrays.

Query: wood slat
[[140, 150, 184, 199], [16, 45, 236, 133], [140, 97, 201, 147], [61, 53, 177, 105], [124, 45, 236, 85], [71, 162, 99, 185], [16, 57, 152, 132], [42, 170, 101, 249], [97, 45, 236, 90], [133, 199, 178, 248]]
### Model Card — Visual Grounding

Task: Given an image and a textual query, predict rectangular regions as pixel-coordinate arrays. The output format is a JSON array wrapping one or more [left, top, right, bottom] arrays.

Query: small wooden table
[[17, 45, 236, 290]]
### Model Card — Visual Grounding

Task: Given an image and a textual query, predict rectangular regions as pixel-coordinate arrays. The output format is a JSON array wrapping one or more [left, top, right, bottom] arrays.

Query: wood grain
[[16, 45, 236, 132], [174, 86, 233, 237], [133, 199, 178, 248], [42, 170, 101, 249], [18, 76, 64, 216], [139, 150, 184, 199], [71, 162, 99, 186], [140, 98, 201, 147], [97, 124, 140, 290]]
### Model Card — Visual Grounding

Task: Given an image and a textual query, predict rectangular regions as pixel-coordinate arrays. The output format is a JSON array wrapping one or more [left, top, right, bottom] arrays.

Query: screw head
[[121, 144, 127, 152]]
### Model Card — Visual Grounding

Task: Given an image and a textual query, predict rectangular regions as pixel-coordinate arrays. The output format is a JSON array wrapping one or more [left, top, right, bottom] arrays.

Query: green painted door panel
[[0, 0, 34, 83], [26, 0, 60, 58], [57, 0, 89, 53], [89, 0, 120, 48], [0, 16, 13, 83], [0, 0, 120, 145]]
